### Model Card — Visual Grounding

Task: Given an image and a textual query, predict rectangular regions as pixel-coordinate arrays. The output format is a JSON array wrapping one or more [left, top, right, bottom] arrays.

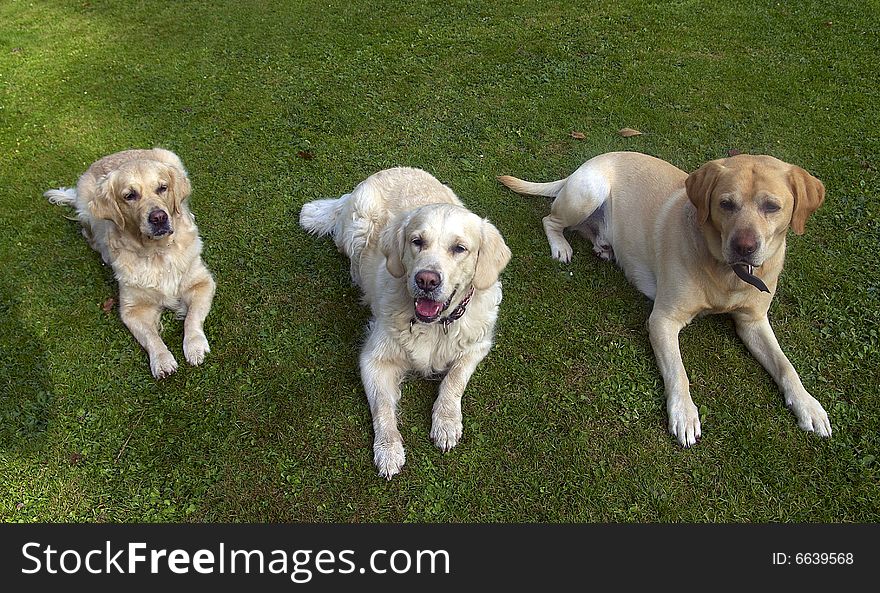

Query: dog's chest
[[397, 321, 485, 375], [113, 246, 195, 298], [702, 289, 766, 315]]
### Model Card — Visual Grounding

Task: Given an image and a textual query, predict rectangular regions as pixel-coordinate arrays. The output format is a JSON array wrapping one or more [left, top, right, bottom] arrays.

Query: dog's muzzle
[[147, 208, 173, 238]]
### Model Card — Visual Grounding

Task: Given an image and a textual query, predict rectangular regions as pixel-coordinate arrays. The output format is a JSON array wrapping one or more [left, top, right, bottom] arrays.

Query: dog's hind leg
[[543, 165, 612, 263], [542, 214, 576, 264], [574, 203, 614, 262]]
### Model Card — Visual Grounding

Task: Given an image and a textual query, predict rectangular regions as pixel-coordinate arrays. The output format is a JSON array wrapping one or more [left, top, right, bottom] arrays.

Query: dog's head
[[380, 204, 511, 323], [685, 154, 824, 270], [90, 158, 191, 240]]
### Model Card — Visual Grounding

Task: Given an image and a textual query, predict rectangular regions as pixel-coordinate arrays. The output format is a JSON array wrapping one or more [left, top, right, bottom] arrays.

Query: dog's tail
[[497, 175, 568, 198], [45, 187, 77, 207], [299, 196, 348, 238]]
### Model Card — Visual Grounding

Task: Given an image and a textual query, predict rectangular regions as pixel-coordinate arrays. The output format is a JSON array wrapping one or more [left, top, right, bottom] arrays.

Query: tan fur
[[300, 167, 511, 479], [46, 148, 215, 379], [500, 151, 830, 445]]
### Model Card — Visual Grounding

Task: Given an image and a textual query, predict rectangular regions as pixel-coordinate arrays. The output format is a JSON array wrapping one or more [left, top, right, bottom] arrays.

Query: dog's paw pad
[[374, 440, 405, 480], [430, 417, 463, 452], [184, 335, 210, 366], [151, 352, 178, 379]]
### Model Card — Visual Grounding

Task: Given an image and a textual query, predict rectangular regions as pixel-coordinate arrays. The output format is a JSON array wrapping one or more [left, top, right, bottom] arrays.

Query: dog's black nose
[[149, 209, 168, 227], [733, 231, 759, 257], [415, 270, 441, 291]]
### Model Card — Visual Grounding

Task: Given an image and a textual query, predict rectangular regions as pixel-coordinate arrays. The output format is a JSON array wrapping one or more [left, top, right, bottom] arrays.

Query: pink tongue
[[415, 298, 443, 318]]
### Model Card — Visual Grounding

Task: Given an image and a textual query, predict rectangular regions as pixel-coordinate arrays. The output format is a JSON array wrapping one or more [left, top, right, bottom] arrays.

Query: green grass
[[1, 0, 878, 522]]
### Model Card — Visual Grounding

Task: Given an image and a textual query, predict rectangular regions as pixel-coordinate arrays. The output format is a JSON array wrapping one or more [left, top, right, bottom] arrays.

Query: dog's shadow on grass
[[0, 279, 54, 449]]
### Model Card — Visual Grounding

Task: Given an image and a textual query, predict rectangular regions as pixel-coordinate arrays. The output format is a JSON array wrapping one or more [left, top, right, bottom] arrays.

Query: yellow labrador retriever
[[300, 167, 511, 478], [499, 151, 829, 446], [46, 148, 215, 379]]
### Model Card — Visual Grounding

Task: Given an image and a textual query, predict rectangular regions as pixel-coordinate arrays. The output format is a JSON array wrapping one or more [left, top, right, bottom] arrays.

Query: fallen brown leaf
[[727, 148, 742, 157], [619, 127, 642, 137], [297, 150, 315, 160], [570, 131, 586, 140], [101, 297, 115, 313], [69, 452, 83, 465]]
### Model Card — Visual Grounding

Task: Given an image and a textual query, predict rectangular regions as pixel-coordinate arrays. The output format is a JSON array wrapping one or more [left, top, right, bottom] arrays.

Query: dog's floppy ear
[[788, 166, 825, 235], [685, 160, 724, 226], [473, 219, 512, 290], [90, 171, 125, 229], [165, 162, 192, 217], [379, 213, 408, 278]]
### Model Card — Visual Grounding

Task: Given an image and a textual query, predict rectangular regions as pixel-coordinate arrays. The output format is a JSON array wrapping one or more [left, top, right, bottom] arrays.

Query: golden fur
[[500, 151, 829, 445], [300, 167, 511, 478], [46, 148, 215, 379]]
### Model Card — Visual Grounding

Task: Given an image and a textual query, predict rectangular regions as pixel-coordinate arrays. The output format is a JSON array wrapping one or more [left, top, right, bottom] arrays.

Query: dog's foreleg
[[733, 313, 831, 437], [648, 309, 701, 446], [361, 342, 407, 479], [119, 297, 177, 379], [430, 346, 489, 452], [181, 273, 216, 366]]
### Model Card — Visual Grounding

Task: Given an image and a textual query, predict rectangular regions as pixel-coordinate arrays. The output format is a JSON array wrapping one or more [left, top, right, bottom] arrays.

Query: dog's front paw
[[788, 394, 832, 438], [150, 350, 178, 379], [184, 333, 210, 366], [374, 439, 406, 480], [668, 400, 701, 447], [430, 414, 463, 452]]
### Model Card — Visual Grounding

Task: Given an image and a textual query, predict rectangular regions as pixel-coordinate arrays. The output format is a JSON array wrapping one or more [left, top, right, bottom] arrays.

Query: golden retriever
[[300, 167, 511, 478], [499, 151, 829, 445], [45, 148, 215, 379]]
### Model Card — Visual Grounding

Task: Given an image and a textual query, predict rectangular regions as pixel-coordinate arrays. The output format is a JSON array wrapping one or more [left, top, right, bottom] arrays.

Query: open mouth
[[149, 227, 173, 238], [731, 263, 770, 293], [413, 289, 456, 323]]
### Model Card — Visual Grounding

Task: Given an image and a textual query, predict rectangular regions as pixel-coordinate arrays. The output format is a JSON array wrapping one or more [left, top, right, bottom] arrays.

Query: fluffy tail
[[299, 196, 348, 238], [45, 187, 77, 206], [497, 175, 568, 197]]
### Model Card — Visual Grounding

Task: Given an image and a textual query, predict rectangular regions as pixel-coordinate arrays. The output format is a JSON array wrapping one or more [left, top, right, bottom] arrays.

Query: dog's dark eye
[[411, 237, 424, 248], [157, 184, 168, 194], [451, 244, 468, 254], [719, 199, 737, 212], [762, 202, 781, 213], [123, 190, 140, 201]]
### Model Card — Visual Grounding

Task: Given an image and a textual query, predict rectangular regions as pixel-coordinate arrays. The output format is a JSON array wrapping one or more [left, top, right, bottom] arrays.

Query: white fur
[[300, 167, 511, 479]]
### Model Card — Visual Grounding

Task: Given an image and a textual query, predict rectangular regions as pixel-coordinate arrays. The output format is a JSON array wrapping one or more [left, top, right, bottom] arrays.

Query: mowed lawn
[[0, 0, 877, 522]]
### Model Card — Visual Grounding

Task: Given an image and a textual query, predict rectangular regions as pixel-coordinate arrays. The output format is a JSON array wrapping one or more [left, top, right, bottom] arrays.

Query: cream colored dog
[[46, 148, 215, 379], [499, 151, 829, 445], [300, 167, 511, 478]]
